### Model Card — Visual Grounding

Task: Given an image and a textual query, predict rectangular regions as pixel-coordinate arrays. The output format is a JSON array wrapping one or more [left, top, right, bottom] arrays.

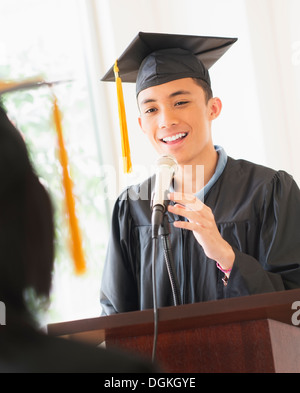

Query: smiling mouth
[[161, 132, 187, 143]]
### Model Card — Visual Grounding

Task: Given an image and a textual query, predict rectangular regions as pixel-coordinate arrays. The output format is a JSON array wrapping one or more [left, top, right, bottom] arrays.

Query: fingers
[[168, 192, 235, 269], [168, 204, 209, 226], [168, 192, 204, 212], [172, 219, 205, 231], [168, 192, 212, 227]]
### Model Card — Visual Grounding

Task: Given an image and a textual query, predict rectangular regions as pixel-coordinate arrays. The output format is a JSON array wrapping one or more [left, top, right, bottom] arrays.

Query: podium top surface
[[47, 289, 300, 343]]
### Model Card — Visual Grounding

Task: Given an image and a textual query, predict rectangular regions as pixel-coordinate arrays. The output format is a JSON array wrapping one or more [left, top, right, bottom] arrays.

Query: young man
[[100, 32, 300, 315]]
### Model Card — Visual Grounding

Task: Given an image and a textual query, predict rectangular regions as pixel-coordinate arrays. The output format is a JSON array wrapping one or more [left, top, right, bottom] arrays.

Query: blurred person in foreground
[[0, 101, 156, 373]]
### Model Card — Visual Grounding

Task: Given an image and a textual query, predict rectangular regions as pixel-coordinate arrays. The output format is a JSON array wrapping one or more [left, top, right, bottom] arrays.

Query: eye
[[175, 100, 189, 107], [145, 107, 157, 114]]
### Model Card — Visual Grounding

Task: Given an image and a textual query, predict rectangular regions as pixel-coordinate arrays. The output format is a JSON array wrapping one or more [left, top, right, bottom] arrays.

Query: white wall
[[245, 0, 300, 183]]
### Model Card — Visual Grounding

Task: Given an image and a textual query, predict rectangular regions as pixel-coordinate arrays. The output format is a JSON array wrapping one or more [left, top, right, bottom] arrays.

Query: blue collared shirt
[[195, 145, 227, 202]]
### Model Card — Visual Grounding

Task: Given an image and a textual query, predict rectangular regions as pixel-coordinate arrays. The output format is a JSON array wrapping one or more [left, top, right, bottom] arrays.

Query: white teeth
[[162, 133, 187, 143]]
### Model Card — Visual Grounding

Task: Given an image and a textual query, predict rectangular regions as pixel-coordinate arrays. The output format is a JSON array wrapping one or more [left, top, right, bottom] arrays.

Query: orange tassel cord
[[52, 94, 86, 274], [114, 60, 132, 173]]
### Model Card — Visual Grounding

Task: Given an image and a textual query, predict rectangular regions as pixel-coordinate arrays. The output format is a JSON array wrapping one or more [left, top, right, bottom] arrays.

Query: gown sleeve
[[100, 190, 139, 315], [225, 170, 300, 297]]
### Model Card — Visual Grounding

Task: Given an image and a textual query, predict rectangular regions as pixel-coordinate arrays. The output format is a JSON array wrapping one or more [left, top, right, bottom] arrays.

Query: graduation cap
[[101, 32, 237, 173], [0, 77, 86, 275], [0, 78, 72, 95]]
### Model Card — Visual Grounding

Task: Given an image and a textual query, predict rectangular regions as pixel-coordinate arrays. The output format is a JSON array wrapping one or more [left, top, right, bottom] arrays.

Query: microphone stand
[[151, 208, 181, 362]]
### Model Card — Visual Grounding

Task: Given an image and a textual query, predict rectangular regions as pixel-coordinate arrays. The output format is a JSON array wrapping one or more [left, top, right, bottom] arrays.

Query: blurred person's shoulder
[[0, 325, 158, 373]]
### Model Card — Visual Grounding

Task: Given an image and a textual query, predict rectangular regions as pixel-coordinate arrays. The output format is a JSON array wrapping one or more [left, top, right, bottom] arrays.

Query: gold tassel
[[114, 60, 132, 173], [52, 93, 86, 274]]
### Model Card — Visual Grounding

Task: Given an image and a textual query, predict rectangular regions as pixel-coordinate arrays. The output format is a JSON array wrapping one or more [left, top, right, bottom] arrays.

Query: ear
[[208, 97, 222, 120], [138, 116, 146, 134]]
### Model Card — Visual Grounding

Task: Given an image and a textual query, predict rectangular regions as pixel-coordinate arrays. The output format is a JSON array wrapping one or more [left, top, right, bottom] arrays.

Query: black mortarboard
[[0, 78, 73, 95], [101, 32, 237, 95], [101, 32, 237, 173]]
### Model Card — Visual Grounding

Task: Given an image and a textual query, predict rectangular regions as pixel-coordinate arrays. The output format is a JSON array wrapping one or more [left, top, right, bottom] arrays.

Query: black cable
[[151, 236, 158, 363], [161, 234, 181, 306]]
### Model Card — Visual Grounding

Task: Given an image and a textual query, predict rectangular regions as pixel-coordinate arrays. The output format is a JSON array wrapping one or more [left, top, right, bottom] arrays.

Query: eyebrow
[[140, 90, 192, 106], [170, 90, 191, 98]]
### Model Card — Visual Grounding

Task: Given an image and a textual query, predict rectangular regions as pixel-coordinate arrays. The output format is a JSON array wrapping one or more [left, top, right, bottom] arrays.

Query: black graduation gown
[[100, 157, 300, 315]]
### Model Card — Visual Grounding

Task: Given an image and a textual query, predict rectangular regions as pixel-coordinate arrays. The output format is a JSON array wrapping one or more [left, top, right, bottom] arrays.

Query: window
[[0, 0, 109, 323]]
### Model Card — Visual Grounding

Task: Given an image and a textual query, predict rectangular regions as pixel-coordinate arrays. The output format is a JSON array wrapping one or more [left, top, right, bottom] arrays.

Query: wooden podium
[[48, 289, 300, 373]]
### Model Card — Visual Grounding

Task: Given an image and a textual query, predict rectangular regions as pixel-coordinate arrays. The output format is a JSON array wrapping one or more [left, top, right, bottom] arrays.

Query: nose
[[158, 107, 178, 129]]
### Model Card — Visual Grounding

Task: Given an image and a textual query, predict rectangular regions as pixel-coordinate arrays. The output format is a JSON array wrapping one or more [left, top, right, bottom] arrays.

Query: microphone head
[[156, 155, 178, 174], [152, 155, 178, 210]]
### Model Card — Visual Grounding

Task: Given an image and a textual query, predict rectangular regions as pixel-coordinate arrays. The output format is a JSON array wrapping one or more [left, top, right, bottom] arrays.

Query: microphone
[[151, 155, 178, 238]]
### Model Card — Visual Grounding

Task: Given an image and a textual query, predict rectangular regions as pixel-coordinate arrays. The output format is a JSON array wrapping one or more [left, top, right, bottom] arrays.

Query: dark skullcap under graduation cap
[[101, 32, 237, 172]]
